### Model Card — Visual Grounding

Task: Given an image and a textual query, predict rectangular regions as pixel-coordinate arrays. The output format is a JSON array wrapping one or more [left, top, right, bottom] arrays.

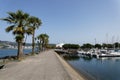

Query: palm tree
[[44, 34, 49, 49], [2, 10, 29, 60], [27, 16, 42, 55], [37, 34, 44, 51], [37, 34, 49, 51]]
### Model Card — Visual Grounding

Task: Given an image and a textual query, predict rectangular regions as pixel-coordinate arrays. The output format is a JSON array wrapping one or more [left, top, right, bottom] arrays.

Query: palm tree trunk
[[17, 41, 23, 60], [42, 41, 44, 51], [32, 30, 35, 55], [40, 40, 42, 51]]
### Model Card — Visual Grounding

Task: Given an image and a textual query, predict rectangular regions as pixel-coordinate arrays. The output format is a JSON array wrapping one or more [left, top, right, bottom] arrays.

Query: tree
[[37, 34, 49, 51], [63, 44, 80, 49], [2, 10, 29, 60], [81, 43, 94, 49], [114, 42, 120, 49], [94, 44, 102, 49], [27, 16, 42, 55], [107, 44, 113, 48], [102, 43, 108, 49]]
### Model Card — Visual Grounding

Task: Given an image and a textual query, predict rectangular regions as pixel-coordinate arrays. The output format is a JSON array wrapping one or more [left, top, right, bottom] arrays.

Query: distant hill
[[0, 40, 32, 46], [0, 40, 56, 47]]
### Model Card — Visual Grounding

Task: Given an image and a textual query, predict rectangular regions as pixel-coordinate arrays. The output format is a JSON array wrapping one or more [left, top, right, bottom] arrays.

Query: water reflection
[[66, 56, 120, 80], [63, 55, 80, 61], [82, 56, 93, 61], [98, 57, 120, 62], [63, 54, 93, 61]]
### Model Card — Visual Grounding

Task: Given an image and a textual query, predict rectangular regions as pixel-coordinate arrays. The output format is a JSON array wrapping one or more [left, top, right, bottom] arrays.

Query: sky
[[0, 0, 120, 45]]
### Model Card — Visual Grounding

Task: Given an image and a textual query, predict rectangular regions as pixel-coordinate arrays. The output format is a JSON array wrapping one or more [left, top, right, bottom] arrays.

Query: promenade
[[0, 50, 85, 80]]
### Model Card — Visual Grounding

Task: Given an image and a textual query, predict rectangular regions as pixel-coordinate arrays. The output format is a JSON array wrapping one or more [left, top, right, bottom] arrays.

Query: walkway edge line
[[54, 52, 85, 80]]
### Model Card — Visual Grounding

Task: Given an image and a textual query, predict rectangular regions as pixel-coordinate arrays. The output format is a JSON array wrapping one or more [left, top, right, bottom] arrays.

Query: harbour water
[[65, 56, 120, 80], [0, 49, 32, 58]]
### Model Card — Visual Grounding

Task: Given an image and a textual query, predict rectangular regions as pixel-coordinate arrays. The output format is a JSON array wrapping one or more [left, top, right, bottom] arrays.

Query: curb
[[54, 51, 86, 80]]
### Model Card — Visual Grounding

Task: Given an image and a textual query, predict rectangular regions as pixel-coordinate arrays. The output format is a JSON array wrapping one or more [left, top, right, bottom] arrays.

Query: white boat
[[77, 50, 86, 54], [110, 52, 120, 55]]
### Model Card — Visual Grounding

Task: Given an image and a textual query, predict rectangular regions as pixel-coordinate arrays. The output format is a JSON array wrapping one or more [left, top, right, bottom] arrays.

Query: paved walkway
[[0, 50, 85, 80]]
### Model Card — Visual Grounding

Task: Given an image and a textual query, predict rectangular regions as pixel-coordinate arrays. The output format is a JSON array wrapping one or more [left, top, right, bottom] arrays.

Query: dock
[[77, 50, 120, 58], [0, 50, 85, 80]]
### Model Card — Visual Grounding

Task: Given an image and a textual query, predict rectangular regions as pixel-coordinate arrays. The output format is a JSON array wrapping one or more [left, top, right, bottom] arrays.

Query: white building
[[56, 43, 64, 48]]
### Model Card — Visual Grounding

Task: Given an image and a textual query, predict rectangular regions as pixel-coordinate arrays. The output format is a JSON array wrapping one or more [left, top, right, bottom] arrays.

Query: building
[[56, 43, 64, 48]]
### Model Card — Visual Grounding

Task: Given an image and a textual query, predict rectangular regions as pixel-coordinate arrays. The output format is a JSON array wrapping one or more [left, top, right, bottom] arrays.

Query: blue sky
[[0, 0, 120, 45]]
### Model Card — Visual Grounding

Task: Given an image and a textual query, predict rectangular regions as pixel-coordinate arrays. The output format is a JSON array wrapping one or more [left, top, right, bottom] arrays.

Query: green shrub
[[63, 44, 80, 49]]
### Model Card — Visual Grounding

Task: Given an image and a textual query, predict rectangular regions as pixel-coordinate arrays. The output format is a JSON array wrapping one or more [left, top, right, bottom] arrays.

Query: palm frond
[[15, 34, 24, 42], [5, 25, 15, 32], [2, 18, 13, 23], [7, 12, 16, 19], [25, 27, 33, 35], [27, 16, 42, 29], [13, 27, 24, 35]]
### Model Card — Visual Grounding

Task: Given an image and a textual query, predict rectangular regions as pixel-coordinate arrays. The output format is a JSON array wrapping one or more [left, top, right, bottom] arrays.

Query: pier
[[0, 50, 85, 80], [77, 49, 120, 58]]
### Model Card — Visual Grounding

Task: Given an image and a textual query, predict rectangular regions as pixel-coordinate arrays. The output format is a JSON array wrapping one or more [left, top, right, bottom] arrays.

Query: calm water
[[66, 56, 120, 80], [0, 49, 32, 58]]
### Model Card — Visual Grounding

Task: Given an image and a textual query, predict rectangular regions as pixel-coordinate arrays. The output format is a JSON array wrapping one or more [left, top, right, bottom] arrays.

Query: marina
[[77, 49, 120, 58], [55, 49, 120, 80], [55, 48, 120, 58]]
